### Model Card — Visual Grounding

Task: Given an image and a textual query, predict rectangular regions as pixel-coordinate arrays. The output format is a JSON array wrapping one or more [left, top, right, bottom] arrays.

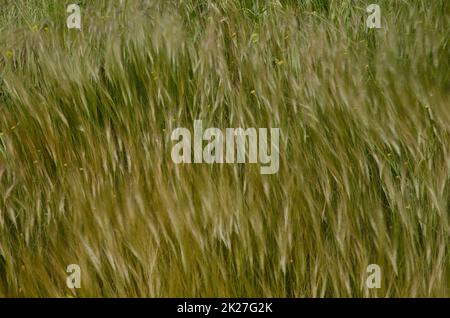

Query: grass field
[[0, 0, 449, 297]]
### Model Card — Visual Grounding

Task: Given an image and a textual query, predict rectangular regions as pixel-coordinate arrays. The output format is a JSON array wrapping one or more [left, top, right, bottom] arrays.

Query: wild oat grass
[[0, 0, 449, 297]]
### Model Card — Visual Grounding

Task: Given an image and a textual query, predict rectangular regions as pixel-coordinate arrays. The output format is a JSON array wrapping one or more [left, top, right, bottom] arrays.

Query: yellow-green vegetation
[[0, 0, 449, 297]]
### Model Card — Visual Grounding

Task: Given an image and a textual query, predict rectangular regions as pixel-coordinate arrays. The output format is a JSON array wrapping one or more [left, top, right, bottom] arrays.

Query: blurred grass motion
[[0, 0, 449, 297]]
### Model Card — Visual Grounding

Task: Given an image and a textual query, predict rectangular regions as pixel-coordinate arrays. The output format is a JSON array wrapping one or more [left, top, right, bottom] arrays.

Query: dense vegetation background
[[0, 0, 449, 297]]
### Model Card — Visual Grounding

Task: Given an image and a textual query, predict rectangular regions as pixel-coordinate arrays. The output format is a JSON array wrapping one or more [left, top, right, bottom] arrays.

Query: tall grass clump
[[0, 0, 449, 297]]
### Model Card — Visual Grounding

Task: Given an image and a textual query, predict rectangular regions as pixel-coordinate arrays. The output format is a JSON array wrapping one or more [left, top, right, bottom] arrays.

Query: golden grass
[[0, 0, 449, 297]]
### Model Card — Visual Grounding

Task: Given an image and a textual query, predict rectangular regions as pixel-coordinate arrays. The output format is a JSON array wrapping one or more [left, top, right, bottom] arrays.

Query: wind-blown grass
[[0, 0, 449, 297]]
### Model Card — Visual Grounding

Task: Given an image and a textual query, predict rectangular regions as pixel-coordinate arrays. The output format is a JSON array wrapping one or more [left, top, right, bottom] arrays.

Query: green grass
[[0, 0, 449, 297]]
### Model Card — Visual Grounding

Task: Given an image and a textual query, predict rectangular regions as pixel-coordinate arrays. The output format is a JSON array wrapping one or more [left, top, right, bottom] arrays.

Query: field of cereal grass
[[0, 0, 449, 297]]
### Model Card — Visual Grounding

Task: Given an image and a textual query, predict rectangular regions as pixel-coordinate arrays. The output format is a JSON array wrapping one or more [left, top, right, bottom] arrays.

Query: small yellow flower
[[250, 90, 256, 95], [276, 59, 285, 66], [4, 50, 13, 59], [44, 26, 49, 32], [32, 24, 39, 32]]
